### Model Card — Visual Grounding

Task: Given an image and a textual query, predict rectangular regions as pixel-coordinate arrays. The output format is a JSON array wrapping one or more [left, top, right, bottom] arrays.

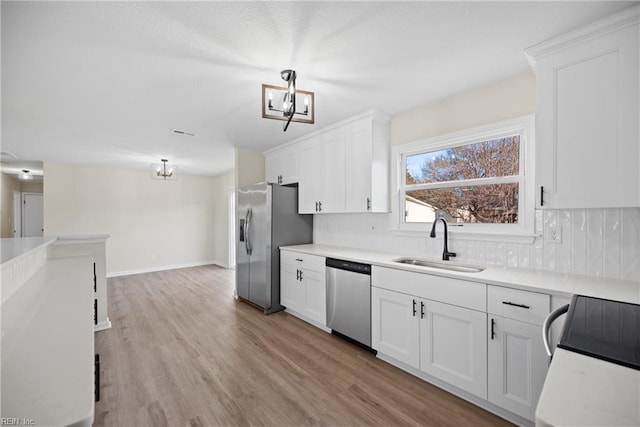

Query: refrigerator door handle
[[246, 208, 253, 256], [244, 208, 250, 255]]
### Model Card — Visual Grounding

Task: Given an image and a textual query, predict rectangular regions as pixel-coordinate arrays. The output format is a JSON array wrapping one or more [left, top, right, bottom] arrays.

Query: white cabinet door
[[488, 316, 548, 421], [320, 126, 346, 213], [532, 13, 639, 208], [345, 116, 390, 213], [265, 144, 301, 185], [371, 287, 420, 369], [299, 137, 322, 213], [345, 117, 373, 212], [420, 299, 487, 399], [280, 252, 302, 312], [265, 150, 283, 184], [300, 268, 326, 325]]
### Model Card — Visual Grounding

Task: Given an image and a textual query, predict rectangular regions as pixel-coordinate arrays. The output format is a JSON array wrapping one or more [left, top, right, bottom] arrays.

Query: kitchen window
[[394, 115, 535, 241]]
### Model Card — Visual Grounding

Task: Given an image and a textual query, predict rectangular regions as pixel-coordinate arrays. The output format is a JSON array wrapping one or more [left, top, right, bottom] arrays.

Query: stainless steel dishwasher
[[326, 258, 372, 348]]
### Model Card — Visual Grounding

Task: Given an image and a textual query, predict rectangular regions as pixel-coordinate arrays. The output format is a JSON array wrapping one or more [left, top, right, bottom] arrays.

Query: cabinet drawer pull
[[502, 301, 530, 309], [299, 270, 303, 281], [491, 318, 496, 340], [295, 258, 303, 262], [412, 299, 417, 317], [420, 301, 425, 319], [540, 186, 544, 206], [296, 269, 300, 280]]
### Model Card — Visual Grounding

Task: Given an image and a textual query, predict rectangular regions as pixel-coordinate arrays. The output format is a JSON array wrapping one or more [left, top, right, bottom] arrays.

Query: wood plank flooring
[[94, 265, 512, 427]]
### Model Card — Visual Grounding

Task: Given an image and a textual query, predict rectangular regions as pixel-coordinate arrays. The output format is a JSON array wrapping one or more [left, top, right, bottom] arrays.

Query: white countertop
[[1, 256, 95, 426], [536, 348, 640, 426], [280, 244, 640, 304], [0, 237, 56, 264]]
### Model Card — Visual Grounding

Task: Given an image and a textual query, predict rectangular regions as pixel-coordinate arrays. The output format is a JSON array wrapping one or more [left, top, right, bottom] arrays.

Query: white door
[[420, 299, 487, 399], [13, 190, 22, 237], [488, 316, 548, 421], [22, 193, 43, 237], [371, 287, 420, 369]]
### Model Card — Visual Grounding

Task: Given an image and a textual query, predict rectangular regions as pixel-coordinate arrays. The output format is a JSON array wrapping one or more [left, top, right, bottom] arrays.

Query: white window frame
[[391, 115, 536, 243]]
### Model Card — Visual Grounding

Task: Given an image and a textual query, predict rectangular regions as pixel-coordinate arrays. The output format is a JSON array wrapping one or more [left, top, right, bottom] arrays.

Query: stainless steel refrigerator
[[236, 182, 313, 314]]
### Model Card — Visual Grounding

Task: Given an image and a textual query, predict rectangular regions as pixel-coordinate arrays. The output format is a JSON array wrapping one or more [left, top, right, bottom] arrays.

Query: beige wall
[[0, 173, 20, 237], [235, 148, 265, 187], [390, 72, 536, 145], [20, 181, 43, 193], [210, 171, 235, 267], [43, 162, 220, 276]]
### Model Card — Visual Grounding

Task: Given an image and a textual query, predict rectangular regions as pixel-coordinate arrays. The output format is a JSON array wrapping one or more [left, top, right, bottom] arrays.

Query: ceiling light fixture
[[262, 69, 314, 132], [152, 159, 178, 181], [19, 169, 32, 180]]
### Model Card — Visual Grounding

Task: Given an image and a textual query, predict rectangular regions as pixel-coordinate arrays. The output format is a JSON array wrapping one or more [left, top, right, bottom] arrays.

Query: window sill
[[392, 228, 539, 245]]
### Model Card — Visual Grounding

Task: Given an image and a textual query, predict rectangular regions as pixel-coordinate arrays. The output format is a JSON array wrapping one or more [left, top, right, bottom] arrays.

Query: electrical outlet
[[546, 226, 562, 244], [151, 254, 157, 261]]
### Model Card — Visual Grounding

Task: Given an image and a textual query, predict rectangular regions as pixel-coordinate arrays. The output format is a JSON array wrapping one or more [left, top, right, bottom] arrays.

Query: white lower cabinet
[[280, 250, 326, 326], [487, 316, 548, 421], [487, 285, 550, 422], [421, 299, 487, 399], [371, 287, 420, 368], [371, 286, 487, 399]]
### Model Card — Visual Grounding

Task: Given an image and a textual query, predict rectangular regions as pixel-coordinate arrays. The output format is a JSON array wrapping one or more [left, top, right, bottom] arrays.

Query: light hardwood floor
[[94, 265, 512, 427]]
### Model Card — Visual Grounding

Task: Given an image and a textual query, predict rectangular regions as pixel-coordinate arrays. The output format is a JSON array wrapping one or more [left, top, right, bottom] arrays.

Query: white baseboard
[[94, 318, 112, 332], [107, 260, 227, 278]]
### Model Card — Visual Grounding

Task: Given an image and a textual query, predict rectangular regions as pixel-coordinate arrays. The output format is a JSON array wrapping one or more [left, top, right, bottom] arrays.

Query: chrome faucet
[[430, 217, 457, 261]]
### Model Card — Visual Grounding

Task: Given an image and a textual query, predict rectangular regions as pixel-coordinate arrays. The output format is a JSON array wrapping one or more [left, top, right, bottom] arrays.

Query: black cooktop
[[558, 295, 640, 370]]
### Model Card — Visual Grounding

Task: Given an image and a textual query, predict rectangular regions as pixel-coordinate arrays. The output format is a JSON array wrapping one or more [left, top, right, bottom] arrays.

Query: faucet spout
[[430, 217, 457, 261]]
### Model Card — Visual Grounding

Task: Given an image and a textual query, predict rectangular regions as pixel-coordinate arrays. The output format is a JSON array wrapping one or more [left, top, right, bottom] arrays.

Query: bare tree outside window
[[404, 136, 520, 224]]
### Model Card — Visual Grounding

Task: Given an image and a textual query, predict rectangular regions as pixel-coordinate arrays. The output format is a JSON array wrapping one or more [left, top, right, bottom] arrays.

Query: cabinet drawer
[[280, 250, 325, 273], [372, 266, 486, 312], [487, 286, 550, 325]]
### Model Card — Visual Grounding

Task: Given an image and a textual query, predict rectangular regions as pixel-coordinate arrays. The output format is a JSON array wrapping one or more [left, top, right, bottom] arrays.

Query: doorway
[[22, 192, 44, 237]]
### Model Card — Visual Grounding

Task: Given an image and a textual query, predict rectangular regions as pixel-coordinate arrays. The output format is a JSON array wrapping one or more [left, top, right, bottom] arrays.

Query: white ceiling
[[1, 1, 635, 177]]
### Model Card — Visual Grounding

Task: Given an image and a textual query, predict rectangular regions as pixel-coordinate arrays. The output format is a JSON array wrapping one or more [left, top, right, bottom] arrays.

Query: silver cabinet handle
[[543, 304, 569, 358]]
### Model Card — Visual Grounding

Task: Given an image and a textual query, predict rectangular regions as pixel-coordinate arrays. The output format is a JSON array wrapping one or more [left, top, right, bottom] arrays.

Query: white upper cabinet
[[345, 114, 390, 213], [265, 143, 301, 185], [526, 6, 639, 208], [299, 136, 322, 213], [266, 109, 390, 214]]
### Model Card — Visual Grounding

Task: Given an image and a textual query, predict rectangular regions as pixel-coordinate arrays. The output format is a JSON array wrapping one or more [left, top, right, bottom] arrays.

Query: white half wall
[[43, 162, 221, 275]]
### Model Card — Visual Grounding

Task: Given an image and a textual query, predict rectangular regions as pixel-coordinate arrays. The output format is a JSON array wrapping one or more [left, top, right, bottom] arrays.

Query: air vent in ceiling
[[171, 129, 196, 137]]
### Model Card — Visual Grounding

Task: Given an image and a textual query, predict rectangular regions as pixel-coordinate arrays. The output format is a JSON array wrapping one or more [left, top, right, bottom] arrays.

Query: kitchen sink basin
[[392, 257, 484, 273]]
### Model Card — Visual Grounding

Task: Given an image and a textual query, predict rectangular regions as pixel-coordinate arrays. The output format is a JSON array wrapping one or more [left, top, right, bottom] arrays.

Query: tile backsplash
[[313, 208, 640, 282]]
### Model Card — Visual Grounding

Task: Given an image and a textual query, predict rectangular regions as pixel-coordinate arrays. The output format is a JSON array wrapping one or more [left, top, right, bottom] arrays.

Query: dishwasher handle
[[543, 304, 570, 358], [326, 258, 371, 275]]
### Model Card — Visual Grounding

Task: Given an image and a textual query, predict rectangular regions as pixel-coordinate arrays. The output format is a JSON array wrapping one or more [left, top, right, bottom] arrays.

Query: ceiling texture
[[1, 1, 635, 177]]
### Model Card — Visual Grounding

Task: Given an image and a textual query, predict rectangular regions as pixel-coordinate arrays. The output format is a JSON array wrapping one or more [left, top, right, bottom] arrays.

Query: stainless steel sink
[[392, 257, 484, 273]]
